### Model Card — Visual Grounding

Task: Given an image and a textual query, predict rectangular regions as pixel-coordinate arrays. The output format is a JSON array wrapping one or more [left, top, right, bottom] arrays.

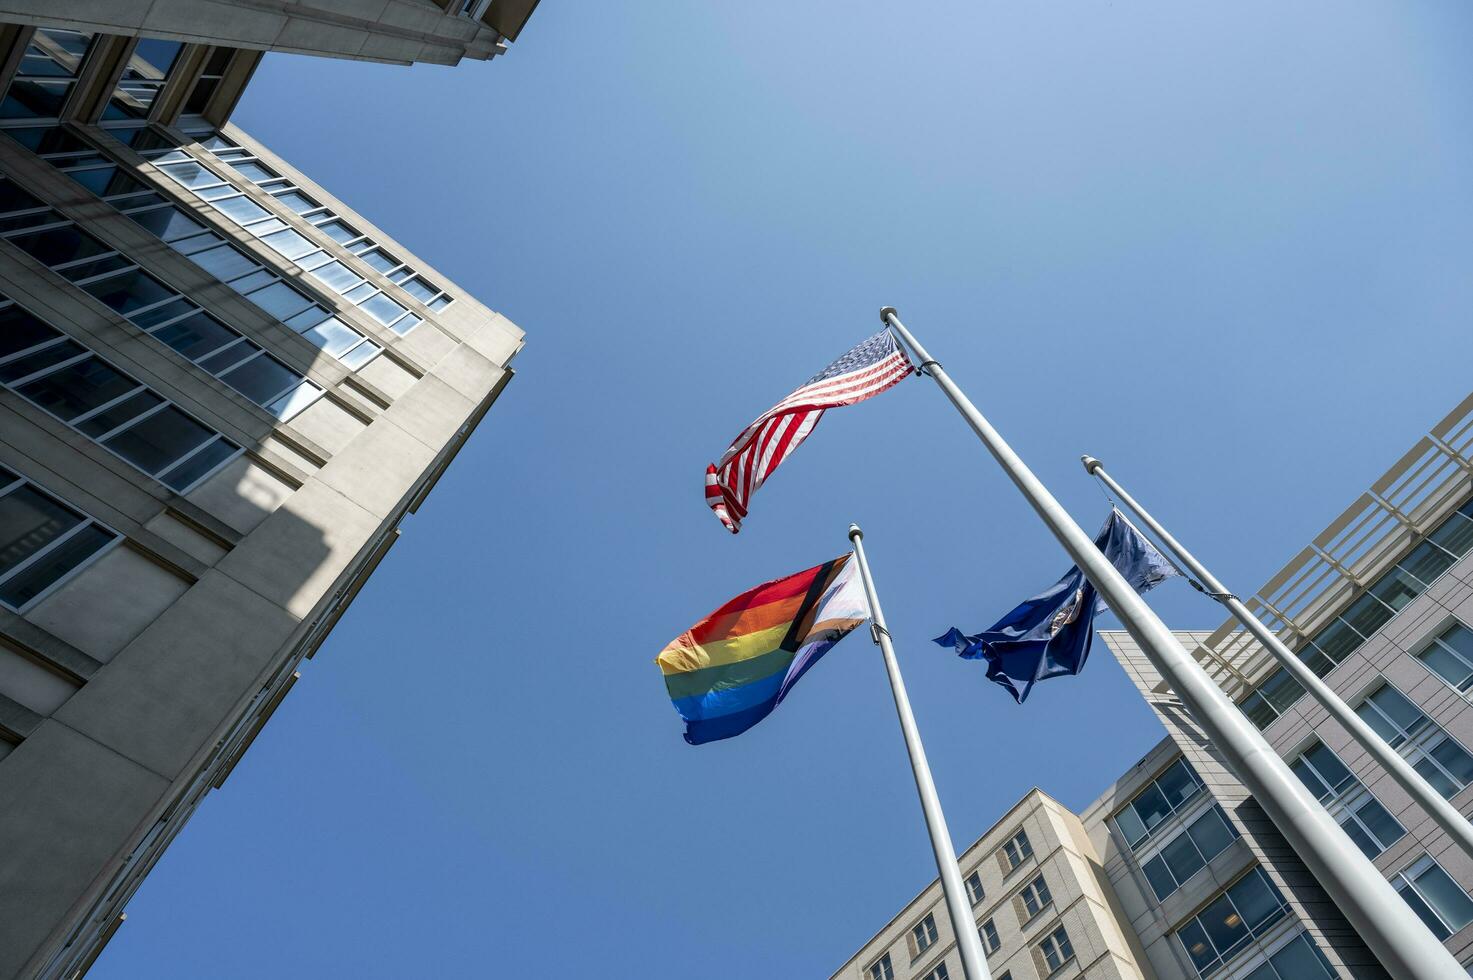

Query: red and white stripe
[[705, 332, 912, 533]]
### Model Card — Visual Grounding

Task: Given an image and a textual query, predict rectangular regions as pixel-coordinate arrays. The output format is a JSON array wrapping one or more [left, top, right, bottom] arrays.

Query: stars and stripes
[[705, 330, 913, 533]]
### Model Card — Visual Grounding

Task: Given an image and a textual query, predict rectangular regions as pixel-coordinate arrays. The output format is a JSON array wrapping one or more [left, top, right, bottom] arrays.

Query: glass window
[[0, 474, 116, 610], [1393, 855, 1473, 941], [867, 953, 893, 980], [212, 194, 271, 225], [1113, 758, 1205, 848], [219, 353, 298, 404], [979, 919, 999, 953], [1019, 874, 1052, 919], [1421, 622, 1473, 693], [1355, 682, 1473, 800], [1173, 868, 1288, 977], [911, 913, 938, 954], [965, 870, 984, 905], [158, 437, 236, 491], [1002, 829, 1033, 870], [1140, 805, 1239, 901], [1239, 933, 1337, 980], [76, 390, 163, 439], [0, 304, 62, 357], [1040, 926, 1074, 972], [0, 482, 82, 576], [101, 404, 212, 476], [921, 965, 949, 980], [17, 356, 138, 422]]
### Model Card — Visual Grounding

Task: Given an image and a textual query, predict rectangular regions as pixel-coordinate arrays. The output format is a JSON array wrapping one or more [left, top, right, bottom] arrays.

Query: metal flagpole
[[879, 307, 1463, 979], [848, 523, 993, 980], [1083, 455, 1473, 861]]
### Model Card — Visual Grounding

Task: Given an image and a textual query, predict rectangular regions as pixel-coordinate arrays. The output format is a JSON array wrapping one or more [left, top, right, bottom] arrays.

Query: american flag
[[705, 330, 913, 533]]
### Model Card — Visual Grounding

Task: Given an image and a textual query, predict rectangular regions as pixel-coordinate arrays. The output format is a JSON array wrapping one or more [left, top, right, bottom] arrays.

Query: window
[[184, 47, 232, 115], [1039, 926, 1075, 973], [0, 296, 239, 492], [108, 39, 184, 118], [1001, 829, 1033, 871], [1140, 805, 1240, 901], [1420, 621, 1473, 694], [911, 914, 938, 956], [1393, 855, 1473, 940], [1240, 498, 1473, 730], [997, 974, 1012, 980], [979, 918, 1000, 953], [1356, 682, 1473, 799], [1174, 868, 1289, 977], [920, 965, 949, 980], [1112, 757, 1205, 849], [965, 870, 985, 905], [1018, 874, 1052, 920], [1290, 740, 1405, 858], [0, 28, 96, 121], [866, 953, 893, 980], [1238, 932, 1337, 980], [0, 466, 117, 610]]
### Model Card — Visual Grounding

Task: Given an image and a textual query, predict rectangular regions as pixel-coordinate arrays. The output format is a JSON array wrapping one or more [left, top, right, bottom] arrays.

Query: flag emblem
[[705, 330, 912, 533]]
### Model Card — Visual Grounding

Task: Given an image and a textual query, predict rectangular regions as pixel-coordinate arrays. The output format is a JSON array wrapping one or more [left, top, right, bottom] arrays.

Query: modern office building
[[835, 392, 1473, 980], [0, 15, 529, 980]]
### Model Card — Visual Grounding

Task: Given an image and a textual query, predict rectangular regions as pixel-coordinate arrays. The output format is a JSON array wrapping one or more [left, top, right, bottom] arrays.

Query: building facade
[[0, 0, 536, 67], [0, 17, 527, 980], [836, 392, 1473, 980]]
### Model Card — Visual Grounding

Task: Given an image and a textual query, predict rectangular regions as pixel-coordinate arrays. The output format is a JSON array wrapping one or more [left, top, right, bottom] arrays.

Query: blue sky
[[95, 2, 1473, 976]]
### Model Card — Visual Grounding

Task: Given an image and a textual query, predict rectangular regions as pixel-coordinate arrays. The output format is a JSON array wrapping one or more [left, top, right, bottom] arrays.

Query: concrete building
[[0, 14, 527, 980], [0, 0, 536, 67], [835, 391, 1473, 980]]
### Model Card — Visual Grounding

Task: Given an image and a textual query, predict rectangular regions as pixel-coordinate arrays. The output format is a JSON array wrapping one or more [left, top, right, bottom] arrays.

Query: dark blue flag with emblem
[[934, 508, 1178, 703]]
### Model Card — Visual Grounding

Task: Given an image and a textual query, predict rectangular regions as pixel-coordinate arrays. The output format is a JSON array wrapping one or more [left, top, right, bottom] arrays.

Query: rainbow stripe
[[656, 554, 868, 744]]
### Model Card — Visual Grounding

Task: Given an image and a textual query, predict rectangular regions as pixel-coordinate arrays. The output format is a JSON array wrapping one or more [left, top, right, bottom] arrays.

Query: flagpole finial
[[879, 306, 898, 324], [1081, 455, 1103, 475], [848, 523, 864, 542]]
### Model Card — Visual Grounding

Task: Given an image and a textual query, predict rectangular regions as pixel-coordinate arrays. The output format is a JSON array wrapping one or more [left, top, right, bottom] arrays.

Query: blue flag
[[934, 509, 1178, 703]]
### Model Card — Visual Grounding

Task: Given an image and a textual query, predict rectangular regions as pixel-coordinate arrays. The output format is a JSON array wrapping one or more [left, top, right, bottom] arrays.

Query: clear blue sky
[[96, 2, 1473, 976]]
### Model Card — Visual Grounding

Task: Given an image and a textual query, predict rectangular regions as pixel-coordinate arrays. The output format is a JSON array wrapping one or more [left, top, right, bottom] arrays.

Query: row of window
[[196, 134, 453, 313], [2, 123, 385, 376], [0, 291, 239, 493], [1240, 498, 1473, 729], [0, 173, 324, 419], [170, 132, 453, 326], [1291, 738, 1406, 859], [869, 921, 1070, 980], [140, 145, 430, 337]]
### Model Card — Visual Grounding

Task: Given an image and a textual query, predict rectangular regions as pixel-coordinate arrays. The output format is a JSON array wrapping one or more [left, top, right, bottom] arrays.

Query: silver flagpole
[[848, 523, 993, 980], [879, 307, 1463, 979], [1083, 455, 1473, 861]]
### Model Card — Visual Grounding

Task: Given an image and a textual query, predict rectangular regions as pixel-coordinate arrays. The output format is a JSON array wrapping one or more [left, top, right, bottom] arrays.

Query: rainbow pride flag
[[656, 554, 869, 744]]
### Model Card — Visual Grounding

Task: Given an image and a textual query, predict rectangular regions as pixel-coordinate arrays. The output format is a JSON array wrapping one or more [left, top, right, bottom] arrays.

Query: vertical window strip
[[0, 172, 325, 419], [0, 293, 240, 492], [1240, 500, 1473, 730]]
